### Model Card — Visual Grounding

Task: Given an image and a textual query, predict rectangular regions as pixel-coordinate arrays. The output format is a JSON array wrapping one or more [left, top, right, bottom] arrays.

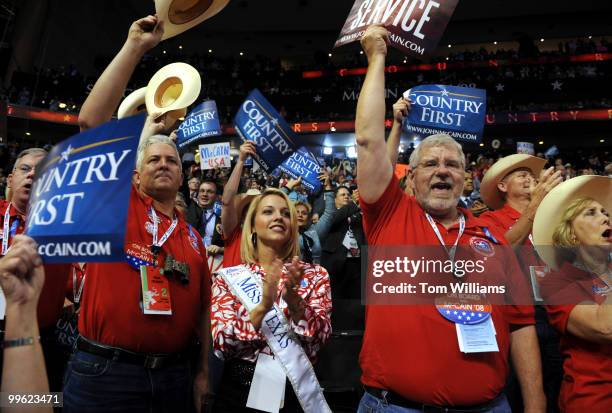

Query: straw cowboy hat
[[480, 154, 547, 210], [532, 175, 612, 270], [155, 0, 230, 40], [117, 62, 200, 123]]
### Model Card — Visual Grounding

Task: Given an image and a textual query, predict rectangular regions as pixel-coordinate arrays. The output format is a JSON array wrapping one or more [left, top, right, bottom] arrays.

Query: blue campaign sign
[[234, 89, 297, 172], [176, 100, 222, 149], [26, 115, 144, 263], [276, 147, 322, 194], [403, 85, 487, 143]]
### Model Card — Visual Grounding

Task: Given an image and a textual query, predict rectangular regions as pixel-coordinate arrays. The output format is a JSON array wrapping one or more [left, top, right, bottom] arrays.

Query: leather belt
[[364, 386, 500, 413], [76, 336, 187, 370]]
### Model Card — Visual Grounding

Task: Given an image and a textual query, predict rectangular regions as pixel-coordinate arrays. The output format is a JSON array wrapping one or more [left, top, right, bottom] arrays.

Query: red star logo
[[384, 119, 392, 128]]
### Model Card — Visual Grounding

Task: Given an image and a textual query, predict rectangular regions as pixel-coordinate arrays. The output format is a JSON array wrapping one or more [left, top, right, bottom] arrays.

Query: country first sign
[[26, 115, 144, 263], [276, 147, 322, 194], [334, 0, 459, 57], [234, 89, 297, 172], [403, 85, 487, 143]]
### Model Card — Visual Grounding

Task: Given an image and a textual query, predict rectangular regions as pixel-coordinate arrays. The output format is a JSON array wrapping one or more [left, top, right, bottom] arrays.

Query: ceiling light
[[323, 147, 333, 155]]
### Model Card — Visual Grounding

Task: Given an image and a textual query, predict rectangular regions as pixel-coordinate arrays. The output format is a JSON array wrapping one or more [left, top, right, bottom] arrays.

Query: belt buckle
[[144, 355, 164, 369]]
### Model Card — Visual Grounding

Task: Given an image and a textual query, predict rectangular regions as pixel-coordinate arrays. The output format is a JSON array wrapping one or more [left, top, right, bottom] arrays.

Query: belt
[[76, 336, 188, 370], [364, 386, 499, 413], [224, 358, 256, 387]]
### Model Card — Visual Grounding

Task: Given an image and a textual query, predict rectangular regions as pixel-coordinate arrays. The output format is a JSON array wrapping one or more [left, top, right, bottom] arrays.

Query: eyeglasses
[[417, 160, 463, 172]]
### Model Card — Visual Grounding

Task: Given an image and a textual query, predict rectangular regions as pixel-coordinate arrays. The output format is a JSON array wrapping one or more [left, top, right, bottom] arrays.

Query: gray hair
[[409, 134, 466, 169], [135, 135, 181, 172], [13, 148, 48, 171]]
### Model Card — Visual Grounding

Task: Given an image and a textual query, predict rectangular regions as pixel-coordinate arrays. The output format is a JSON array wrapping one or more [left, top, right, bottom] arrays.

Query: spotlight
[[323, 147, 333, 155]]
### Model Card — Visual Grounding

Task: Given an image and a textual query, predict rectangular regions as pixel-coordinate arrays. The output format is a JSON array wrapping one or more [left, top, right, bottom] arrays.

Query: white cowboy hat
[[145, 62, 201, 116], [532, 175, 612, 270], [155, 0, 231, 40], [480, 154, 547, 210]]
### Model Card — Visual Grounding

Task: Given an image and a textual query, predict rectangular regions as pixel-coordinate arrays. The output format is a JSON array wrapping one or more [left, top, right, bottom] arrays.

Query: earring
[[251, 232, 257, 247]]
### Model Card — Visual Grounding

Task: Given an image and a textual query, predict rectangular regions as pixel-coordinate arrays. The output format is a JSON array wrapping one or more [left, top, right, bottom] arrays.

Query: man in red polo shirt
[[354, 26, 545, 412], [478, 155, 563, 412], [62, 133, 211, 413], [1, 148, 71, 391]]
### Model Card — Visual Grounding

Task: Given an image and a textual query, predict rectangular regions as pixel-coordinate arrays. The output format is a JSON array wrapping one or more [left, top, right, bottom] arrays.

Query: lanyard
[[150, 207, 178, 254], [202, 208, 215, 228], [73, 266, 86, 304], [2, 203, 19, 256], [425, 213, 466, 276]]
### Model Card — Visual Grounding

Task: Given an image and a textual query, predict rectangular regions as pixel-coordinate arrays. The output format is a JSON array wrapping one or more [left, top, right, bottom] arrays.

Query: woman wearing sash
[[211, 188, 332, 412], [532, 176, 612, 413]]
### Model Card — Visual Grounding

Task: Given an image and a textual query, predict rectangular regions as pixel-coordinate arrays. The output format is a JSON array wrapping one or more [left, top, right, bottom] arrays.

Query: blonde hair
[[294, 201, 312, 215], [552, 197, 596, 262], [240, 188, 300, 264]]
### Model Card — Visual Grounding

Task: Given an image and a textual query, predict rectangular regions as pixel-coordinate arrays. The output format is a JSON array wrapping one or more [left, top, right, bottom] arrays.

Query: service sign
[[234, 89, 297, 172], [26, 115, 144, 263], [334, 0, 459, 57], [176, 100, 222, 149], [403, 85, 487, 143], [199, 142, 231, 170], [276, 147, 322, 194]]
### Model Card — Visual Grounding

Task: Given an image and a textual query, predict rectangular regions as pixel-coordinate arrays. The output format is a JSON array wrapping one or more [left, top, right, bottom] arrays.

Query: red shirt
[[79, 187, 211, 353], [0, 201, 70, 328], [222, 226, 242, 268], [479, 204, 543, 273], [541, 262, 612, 413], [359, 175, 534, 406]]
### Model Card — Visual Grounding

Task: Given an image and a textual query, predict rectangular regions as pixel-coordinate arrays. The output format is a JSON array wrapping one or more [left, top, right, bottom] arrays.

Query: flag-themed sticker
[[469, 237, 495, 257], [436, 302, 492, 325], [125, 242, 156, 271]]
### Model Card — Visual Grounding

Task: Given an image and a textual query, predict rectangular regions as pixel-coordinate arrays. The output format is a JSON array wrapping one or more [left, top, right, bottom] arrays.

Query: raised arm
[[312, 170, 335, 238], [355, 25, 394, 203], [221, 141, 256, 236], [387, 97, 411, 169], [504, 167, 562, 248], [1, 235, 52, 413], [78, 16, 163, 131]]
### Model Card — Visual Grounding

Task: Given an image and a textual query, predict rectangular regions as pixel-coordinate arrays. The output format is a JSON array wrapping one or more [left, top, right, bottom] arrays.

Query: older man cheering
[[353, 25, 545, 413]]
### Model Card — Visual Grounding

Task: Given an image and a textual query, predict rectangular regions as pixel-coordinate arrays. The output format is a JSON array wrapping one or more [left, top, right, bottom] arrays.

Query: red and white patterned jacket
[[211, 262, 332, 363]]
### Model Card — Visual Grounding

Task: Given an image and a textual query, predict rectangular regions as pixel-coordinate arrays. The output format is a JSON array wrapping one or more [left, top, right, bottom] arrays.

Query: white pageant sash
[[218, 265, 332, 413]]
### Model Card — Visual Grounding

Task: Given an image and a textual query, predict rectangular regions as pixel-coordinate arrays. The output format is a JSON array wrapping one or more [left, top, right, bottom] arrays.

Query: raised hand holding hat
[[155, 0, 230, 40]]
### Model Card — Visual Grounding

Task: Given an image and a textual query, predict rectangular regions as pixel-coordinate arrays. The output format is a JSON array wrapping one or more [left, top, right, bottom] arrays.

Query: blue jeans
[[357, 391, 512, 413], [63, 350, 191, 413]]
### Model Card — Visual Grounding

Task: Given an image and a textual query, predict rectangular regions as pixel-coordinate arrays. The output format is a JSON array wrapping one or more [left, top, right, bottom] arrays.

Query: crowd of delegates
[[0, 16, 610, 413], [4, 34, 610, 122]]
